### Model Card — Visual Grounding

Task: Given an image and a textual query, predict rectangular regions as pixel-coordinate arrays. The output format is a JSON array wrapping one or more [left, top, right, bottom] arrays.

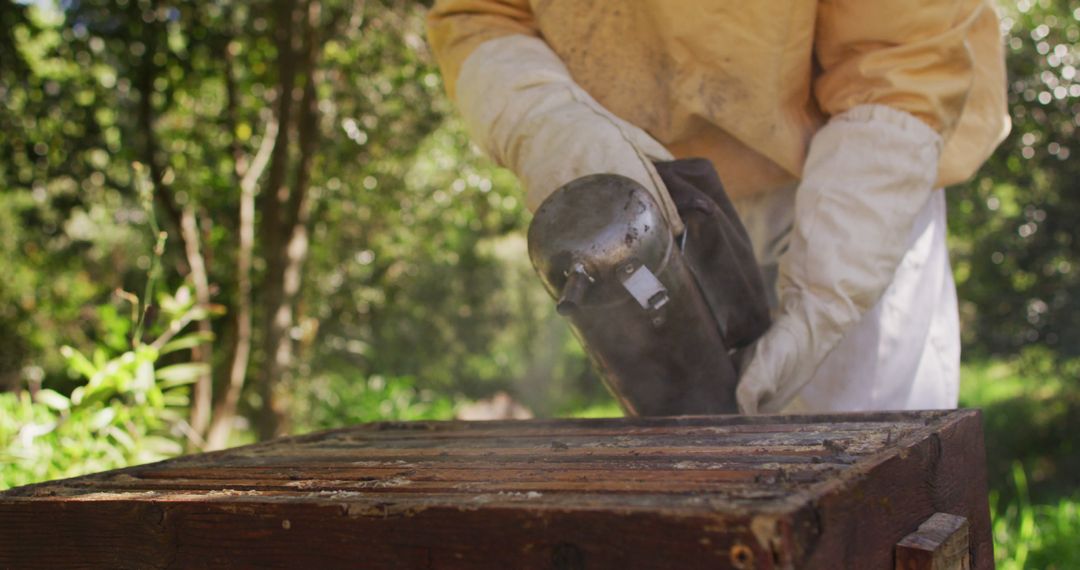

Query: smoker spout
[[556, 263, 592, 315]]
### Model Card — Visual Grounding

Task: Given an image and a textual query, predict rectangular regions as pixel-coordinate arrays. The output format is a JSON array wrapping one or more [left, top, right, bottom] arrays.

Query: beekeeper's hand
[[737, 105, 943, 414], [454, 35, 683, 234]]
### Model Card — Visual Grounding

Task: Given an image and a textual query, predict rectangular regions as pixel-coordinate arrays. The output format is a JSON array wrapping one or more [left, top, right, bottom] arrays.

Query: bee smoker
[[527, 170, 766, 416]]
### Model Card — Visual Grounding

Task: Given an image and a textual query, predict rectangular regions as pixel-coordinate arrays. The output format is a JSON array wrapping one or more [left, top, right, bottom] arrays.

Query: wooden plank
[[0, 499, 790, 569], [896, 513, 971, 570], [0, 410, 992, 569]]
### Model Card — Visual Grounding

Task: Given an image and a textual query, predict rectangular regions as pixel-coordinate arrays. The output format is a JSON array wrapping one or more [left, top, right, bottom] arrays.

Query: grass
[[990, 464, 1080, 570], [960, 350, 1080, 568]]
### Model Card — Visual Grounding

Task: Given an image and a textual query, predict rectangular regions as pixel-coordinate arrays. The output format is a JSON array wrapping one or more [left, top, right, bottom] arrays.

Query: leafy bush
[[0, 286, 212, 490], [292, 373, 458, 434]]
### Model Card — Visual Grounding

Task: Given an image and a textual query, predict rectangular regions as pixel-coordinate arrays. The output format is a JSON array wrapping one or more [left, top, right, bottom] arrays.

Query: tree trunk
[[204, 18, 278, 449], [255, 0, 321, 440], [205, 123, 272, 449], [207, 146, 276, 448], [204, 115, 276, 446]]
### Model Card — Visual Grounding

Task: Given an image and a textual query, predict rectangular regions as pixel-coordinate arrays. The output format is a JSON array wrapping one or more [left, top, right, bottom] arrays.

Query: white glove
[[737, 104, 943, 414], [455, 35, 683, 234]]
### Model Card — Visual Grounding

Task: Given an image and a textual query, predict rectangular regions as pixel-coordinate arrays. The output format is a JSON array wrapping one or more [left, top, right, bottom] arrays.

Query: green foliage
[[991, 464, 1080, 570], [943, 9, 1080, 559], [565, 400, 622, 419], [292, 374, 457, 433], [949, 0, 1080, 356], [960, 351, 1080, 567], [960, 348, 1080, 500], [0, 0, 597, 422], [0, 286, 211, 490], [0, 0, 155, 385]]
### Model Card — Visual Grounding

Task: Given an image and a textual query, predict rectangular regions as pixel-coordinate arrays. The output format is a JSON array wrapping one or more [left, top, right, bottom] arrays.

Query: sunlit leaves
[[0, 0, 592, 429], [949, 0, 1080, 354], [1, 285, 213, 489]]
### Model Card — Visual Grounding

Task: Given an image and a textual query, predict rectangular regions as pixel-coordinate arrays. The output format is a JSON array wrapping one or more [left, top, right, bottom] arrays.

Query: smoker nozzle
[[556, 262, 592, 315]]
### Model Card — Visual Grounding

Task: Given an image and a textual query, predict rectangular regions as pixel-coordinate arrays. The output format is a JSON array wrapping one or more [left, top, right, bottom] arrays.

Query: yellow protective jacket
[[427, 0, 1008, 199]]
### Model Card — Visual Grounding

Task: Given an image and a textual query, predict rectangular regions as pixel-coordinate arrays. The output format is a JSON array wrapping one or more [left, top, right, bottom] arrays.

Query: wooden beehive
[[0, 410, 992, 569]]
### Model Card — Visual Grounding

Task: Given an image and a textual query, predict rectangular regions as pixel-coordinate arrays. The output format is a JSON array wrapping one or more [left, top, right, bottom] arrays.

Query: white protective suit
[[426, 1, 1009, 413]]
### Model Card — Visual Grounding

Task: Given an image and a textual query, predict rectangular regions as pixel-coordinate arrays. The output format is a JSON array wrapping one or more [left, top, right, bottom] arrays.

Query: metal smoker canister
[[527, 174, 739, 415]]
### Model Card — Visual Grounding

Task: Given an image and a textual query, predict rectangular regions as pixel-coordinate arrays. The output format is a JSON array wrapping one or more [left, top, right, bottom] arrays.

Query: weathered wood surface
[[896, 512, 971, 570], [0, 410, 992, 569]]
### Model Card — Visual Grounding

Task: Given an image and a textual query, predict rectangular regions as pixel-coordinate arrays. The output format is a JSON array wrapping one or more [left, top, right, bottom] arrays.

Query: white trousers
[[732, 187, 960, 412]]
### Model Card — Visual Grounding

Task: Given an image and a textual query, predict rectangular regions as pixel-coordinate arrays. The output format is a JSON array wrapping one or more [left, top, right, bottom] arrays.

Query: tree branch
[[180, 207, 214, 441]]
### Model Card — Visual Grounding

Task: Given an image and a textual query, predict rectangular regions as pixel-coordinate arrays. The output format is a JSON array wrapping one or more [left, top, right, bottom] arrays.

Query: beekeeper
[[426, 1, 1009, 414]]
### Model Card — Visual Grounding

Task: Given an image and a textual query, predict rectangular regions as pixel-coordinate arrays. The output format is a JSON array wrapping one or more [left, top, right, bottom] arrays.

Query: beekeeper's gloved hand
[[454, 35, 683, 235], [737, 105, 943, 414]]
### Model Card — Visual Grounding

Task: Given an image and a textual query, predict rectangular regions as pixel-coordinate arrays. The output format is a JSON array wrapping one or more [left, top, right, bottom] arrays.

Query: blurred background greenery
[[0, 0, 1077, 565]]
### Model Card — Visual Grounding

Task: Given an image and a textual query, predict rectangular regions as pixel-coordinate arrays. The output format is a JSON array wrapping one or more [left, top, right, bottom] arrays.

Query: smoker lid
[[527, 174, 673, 305]]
